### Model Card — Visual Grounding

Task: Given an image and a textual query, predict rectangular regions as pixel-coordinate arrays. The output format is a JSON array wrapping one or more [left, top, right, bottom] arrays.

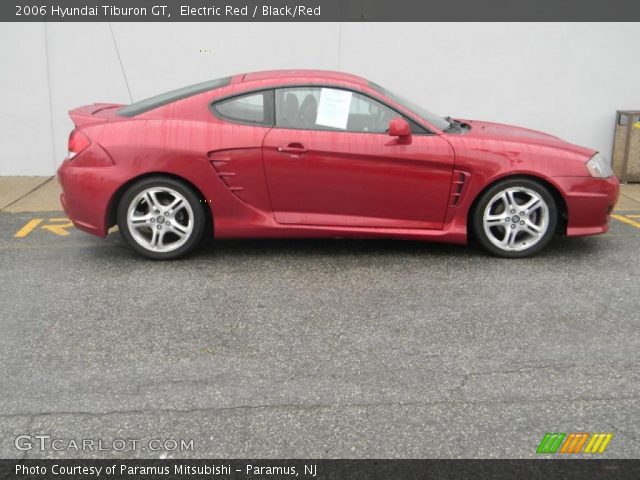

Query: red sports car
[[57, 70, 619, 259]]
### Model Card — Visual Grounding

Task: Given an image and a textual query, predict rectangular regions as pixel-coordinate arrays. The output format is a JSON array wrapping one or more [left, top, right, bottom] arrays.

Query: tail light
[[68, 129, 91, 159]]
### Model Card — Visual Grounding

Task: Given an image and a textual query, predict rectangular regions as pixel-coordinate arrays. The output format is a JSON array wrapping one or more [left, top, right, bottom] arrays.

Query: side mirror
[[388, 117, 411, 137]]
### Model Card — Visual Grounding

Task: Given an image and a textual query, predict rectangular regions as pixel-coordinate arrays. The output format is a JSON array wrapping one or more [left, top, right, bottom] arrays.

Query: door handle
[[277, 143, 307, 154]]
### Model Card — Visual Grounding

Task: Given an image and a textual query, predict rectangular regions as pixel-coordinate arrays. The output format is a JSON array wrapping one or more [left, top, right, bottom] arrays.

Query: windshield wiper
[[444, 117, 462, 133], [444, 116, 470, 133]]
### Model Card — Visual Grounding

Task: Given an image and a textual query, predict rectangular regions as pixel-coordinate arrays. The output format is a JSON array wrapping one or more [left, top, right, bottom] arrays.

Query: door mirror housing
[[388, 117, 411, 137]]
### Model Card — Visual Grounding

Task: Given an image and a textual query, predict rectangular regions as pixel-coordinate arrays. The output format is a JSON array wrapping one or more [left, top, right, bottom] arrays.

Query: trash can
[[612, 110, 640, 183]]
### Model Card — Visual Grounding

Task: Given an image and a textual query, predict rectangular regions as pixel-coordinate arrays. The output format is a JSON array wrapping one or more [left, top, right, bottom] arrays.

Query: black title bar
[[3, 0, 640, 22], [1, 459, 640, 479]]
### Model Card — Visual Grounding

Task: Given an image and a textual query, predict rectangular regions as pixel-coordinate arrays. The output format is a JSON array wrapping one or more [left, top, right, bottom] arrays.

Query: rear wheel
[[117, 176, 205, 260], [473, 178, 557, 258]]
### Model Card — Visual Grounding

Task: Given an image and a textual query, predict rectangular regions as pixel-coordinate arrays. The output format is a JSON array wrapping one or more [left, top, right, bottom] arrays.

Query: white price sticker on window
[[316, 88, 352, 130]]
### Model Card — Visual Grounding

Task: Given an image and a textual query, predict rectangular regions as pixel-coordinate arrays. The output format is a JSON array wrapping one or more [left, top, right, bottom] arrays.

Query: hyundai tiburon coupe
[[58, 70, 619, 259]]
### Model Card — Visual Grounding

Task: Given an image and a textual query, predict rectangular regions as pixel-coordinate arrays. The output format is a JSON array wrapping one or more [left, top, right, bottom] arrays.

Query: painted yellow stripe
[[591, 434, 606, 453], [586, 434, 607, 453], [597, 434, 613, 453], [612, 214, 640, 229], [626, 214, 640, 218], [584, 434, 599, 453], [14, 218, 43, 238]]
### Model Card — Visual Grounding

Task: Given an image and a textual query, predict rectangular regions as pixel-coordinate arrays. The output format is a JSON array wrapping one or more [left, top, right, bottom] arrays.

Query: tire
[[472, 178, 558, 258], [117, 176, 206, 260]]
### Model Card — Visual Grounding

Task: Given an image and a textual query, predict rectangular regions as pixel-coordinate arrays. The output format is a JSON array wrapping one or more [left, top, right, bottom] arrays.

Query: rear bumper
[[552, 176, 620, 237], [57, 158, 120, 237]]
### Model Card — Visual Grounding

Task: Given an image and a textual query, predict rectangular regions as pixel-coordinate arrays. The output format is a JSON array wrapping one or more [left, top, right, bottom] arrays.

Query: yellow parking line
[[612, 214, 640, 229], [626, 214, 640, 218], [41, 217, 74, 236], [14, 218, 43, 237]]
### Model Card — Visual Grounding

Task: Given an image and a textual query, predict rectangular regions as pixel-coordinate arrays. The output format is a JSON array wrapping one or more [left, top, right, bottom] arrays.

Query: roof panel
[[241, 69, 368, 85]]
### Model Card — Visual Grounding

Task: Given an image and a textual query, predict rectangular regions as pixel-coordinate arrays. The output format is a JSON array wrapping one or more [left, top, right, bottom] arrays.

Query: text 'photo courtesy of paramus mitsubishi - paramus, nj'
[[57, 70, 620, 260]]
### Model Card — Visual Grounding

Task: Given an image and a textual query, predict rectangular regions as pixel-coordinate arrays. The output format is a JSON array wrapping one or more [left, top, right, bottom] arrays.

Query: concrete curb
[[612, 184, 640, 211], [0, 176, 61, 212]]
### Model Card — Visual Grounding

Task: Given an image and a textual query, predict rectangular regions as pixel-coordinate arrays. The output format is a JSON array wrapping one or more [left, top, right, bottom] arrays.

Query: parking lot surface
[[1, 210, 639, 458]]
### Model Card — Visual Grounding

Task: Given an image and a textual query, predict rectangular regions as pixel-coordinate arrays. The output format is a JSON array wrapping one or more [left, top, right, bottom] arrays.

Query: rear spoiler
[[68, 103, 122, 127]]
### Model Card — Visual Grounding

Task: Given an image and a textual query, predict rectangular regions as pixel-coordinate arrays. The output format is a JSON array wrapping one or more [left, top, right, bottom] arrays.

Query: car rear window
[[117, 76, 231, 117], [212, 91, 273, 126]]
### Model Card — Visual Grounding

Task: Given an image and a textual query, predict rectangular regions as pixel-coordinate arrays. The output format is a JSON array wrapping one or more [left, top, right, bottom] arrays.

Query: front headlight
[[586, 152, 614, 178]]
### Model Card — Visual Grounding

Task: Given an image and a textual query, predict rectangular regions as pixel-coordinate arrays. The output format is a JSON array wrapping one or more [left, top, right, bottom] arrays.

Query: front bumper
[[552, 176, 620, 236]]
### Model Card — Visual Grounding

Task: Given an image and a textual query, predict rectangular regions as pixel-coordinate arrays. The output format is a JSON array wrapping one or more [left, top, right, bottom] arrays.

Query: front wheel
[[473, 178, 558, 258], [117, 176, 206, 260]]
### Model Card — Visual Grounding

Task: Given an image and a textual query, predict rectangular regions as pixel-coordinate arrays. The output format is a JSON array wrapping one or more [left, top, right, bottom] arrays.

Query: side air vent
[[449, 171, 469, 206], [207, 150, 245, 198]]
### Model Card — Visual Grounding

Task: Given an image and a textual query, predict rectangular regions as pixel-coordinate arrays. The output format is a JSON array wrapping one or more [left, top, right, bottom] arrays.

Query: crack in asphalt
[[607, 422, 640, 444], [446, 362, 637, 394], [2, 394, 639, 421]]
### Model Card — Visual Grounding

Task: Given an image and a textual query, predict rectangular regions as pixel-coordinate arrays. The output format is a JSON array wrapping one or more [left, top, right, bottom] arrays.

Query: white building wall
[[0, 22, 638, 175], [0, 23, 55, 175]]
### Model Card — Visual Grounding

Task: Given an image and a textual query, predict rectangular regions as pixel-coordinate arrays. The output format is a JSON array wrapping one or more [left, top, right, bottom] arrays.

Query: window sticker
[[316, 88, 352, 130]]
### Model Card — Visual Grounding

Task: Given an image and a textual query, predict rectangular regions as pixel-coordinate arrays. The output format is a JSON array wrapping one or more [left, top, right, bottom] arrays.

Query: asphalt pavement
[[0, 208, 639, 459]]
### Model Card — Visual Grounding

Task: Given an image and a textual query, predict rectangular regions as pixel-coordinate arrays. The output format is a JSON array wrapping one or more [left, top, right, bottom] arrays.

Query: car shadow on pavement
[[96, 229, 609, 262], [198, 237, 473, 259]]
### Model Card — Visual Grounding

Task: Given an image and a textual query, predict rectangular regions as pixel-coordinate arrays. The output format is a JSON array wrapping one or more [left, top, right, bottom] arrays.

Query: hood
[[458, 120, 595, 157]]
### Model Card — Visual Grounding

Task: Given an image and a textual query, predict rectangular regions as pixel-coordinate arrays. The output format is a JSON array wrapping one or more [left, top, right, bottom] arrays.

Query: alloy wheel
[[482, 186, 550, 252], [126, 187, 194, 253]]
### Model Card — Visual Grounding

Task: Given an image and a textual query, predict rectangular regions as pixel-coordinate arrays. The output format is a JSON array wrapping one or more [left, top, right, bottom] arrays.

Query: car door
[[262, 86, 455, 229]]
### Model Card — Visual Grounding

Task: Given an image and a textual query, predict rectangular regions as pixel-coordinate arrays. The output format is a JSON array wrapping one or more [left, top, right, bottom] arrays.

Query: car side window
[[275, 87, 400, 133], [212, 91, 270, 125]]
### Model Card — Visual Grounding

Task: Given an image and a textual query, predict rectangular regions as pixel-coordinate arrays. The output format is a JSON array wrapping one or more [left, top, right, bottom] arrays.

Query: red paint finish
[[57, 69, 620, 245], [262, 127, 454, 229]]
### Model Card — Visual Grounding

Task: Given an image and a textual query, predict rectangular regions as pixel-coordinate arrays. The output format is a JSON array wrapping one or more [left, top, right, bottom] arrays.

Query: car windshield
[[369, 82, 451, 131]]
